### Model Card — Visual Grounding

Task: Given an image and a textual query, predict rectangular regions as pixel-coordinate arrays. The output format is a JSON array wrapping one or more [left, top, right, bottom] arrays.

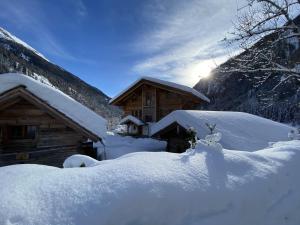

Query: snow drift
[[63, 154, 99, 168], [1, 140, 300, 225], [98, 132, 167, 159]]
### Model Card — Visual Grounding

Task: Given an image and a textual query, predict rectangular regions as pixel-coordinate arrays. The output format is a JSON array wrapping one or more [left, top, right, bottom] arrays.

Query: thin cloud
[[132, 0, 241, 86], [75, 0, 88, 17]]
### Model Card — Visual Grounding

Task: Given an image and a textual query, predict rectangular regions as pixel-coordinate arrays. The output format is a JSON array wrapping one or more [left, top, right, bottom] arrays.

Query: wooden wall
[[142, 85, 156, 122], [122, 89, 143, 120], [0, 97, 87, 167], [120, 83, 200, 123], [156, 89, 184, 121], [154, 122, 190, 153]]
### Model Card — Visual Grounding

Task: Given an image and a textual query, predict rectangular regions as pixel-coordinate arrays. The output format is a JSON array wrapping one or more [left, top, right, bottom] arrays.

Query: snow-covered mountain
[[0, 27, 122, 122], [194, 16, 300, 125], [0, 27, 49, 61]]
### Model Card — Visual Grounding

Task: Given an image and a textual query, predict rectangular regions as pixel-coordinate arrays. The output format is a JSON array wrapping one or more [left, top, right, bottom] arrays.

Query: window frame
[[6, 125, 38, 141]]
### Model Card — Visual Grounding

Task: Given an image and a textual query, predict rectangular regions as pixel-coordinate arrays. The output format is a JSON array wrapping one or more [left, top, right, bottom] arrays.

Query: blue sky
[[0, 0, 241, 97]]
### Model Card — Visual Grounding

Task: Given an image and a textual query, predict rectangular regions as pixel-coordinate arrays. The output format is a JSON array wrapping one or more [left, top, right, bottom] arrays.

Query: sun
[[187, 60, 214, 83]]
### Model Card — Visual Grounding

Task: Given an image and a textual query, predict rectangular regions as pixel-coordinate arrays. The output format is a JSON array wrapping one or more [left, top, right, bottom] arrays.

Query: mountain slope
[[194, 17, 300, 125], [0, 27, 122, 123]]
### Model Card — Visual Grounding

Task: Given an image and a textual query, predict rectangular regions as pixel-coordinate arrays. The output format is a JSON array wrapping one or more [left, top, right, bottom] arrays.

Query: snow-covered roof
[[0, 73, 107, 139], [151, 110, 293, 151], [0, 27, 49, 61], [119, 115, 144, 126], [109, 76, 210, 104]]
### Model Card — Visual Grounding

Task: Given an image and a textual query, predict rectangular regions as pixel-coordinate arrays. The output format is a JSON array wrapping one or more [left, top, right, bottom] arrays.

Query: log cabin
[[109, 76, 210, 136], [0, 73, 107, 167]]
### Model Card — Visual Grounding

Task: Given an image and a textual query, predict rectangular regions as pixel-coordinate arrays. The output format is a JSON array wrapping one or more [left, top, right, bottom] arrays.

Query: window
[[145, 93, 152, 106], [27, 126, 37, 139], [145, 115, 153, 122], [10, 126, 23, 139], [7, 125, 37, 140]]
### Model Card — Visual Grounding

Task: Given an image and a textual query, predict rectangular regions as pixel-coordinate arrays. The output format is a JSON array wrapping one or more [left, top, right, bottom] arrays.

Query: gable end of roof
[[109, 76, 210, 105]]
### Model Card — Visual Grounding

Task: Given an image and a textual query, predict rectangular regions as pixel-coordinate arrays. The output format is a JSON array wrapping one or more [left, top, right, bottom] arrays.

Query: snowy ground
[[1, 140, 300, 225], [99, 132, 167, 159]]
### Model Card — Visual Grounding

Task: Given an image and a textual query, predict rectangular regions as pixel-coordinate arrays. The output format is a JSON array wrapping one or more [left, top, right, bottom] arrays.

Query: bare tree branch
[[223, 0, 300, 82]]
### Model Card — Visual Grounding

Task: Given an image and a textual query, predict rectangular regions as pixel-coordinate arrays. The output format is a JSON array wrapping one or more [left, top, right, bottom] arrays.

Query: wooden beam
[[0, 97, 22, 112]]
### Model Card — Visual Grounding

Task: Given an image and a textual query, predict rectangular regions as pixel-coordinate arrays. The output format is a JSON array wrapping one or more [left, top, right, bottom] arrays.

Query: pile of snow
[[112, 124, 127, 134], [63, 155, 99, 168], [96, 132, 166, 159], [110, 76, 210, 103], [151, 110, 293, 151], [0, 73, 107, 139], [119, 115, 144, 126], [0, 27, 49, 61], [0, 140, 300, 225]]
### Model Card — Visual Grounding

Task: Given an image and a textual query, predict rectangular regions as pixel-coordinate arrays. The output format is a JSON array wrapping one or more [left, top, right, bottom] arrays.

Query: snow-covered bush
[[198, 132, 223, 151], [186, 127, 197, 149], [197, 123, 223, 150]]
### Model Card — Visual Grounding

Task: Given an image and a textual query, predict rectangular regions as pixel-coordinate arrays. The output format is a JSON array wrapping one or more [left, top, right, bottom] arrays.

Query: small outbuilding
[[0, 73, 107, 167], [119, 115, 145, 135], [151, 110, 293, 153]]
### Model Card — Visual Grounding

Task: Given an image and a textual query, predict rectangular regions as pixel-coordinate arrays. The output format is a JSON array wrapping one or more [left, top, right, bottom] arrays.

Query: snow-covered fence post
[[99, 139, 107, 160]]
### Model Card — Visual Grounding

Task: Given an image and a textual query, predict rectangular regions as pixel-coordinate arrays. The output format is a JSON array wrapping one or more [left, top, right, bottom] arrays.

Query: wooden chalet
[[0, 73, 106, 167], [110, 76, 210, 135]]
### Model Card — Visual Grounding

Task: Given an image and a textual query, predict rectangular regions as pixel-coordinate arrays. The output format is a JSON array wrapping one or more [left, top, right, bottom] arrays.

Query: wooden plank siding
[[0, 145, 79, 167], [0, 86, 100, 142], [152, 122, 190, 153], [0, 97, 87, 167], [123, 88, 143, 120], [118, 83, 201, 123]]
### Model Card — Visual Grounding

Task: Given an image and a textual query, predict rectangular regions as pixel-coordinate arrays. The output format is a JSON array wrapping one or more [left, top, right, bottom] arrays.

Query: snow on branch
[[222, 0, 300, 83]]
